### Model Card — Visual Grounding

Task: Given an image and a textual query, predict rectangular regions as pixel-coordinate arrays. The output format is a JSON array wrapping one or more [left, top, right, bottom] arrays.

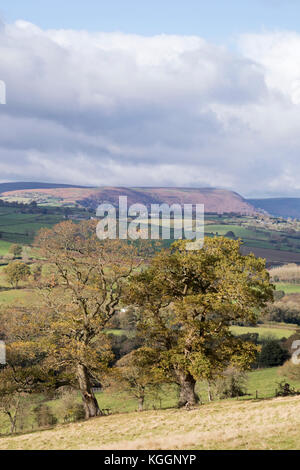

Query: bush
[[33, 403, 57, 428], [56, 390, 85, 423], [63, 403, 85, 422], [273, 290, 285, 301], [9, 244, 23, 258], [225, 231, 236, 238], [31, 263, 42, 281], [108, 334, 143, 363], [279, 359, 300, 381], [258, 338, 289, 368], [263, 304, 300, 325], [210, 367, 248, 400], [236, 332, 259, 344], [275, 380, 299, 397]]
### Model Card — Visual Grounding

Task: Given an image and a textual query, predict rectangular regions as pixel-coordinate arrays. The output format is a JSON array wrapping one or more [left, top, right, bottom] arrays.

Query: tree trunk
[[7, 412, 17, 434], [138, 396, 144, 412], [177, 371, 198, 408], [76, 364, 101, 419], [207, 382, 212, 402], [7, 395, 20, 434]]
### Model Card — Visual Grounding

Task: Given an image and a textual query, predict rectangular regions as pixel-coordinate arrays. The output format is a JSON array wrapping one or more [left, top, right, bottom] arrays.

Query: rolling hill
[[0, 183, 257, 214]]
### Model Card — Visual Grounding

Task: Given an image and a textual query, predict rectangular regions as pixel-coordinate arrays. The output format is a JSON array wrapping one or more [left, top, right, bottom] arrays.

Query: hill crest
[[0, 184, 257, 214]]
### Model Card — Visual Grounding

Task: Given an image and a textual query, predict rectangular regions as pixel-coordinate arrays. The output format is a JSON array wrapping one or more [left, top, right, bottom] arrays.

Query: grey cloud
[[0, 21, 300, 196]]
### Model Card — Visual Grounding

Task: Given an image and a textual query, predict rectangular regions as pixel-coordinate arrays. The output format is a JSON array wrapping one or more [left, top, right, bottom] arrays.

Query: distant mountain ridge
[[248, 198, 300, 219], [0, 182, 257, 214], [0, 182, 90, 194], [79, 187, 257, 214]]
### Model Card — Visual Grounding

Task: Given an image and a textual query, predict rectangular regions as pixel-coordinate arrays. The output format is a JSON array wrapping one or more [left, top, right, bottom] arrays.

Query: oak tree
[[126, 237, 274, 407], [4, 261, 31, 287], [34, 220, 141, 418]]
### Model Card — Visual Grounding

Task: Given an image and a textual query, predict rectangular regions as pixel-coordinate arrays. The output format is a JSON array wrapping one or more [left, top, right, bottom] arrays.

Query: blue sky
[[1, 0, 299, 40]]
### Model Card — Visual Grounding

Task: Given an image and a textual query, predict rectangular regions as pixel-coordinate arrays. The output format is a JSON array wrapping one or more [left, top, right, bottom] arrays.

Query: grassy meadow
[[1, 394, 300, 450], [0, 365, 297, 437], [275, 283, 300, 294], [230, 324, 297, 340]]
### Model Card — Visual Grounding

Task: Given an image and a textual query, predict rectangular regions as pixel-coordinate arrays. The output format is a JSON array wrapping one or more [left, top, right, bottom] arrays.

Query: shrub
[[108, 333, 143, 363], [275, 380, 299, 397], [33, 403, 57, 428], [263, 303, 300, 325], [56, 390, 85, 423], [210, 367, 248, 400], [258, 338, 289, 367], [279, 359, 300, 381], [225, 231, 236, 238], [9, 244, 23, 258]]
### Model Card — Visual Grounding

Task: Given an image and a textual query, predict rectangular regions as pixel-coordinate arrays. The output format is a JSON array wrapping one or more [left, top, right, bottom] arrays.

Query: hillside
[[248, 198, 300, 219], [0, 184, 257, 214], [80, 187, 257, 214], [1, 396, 300, 450]]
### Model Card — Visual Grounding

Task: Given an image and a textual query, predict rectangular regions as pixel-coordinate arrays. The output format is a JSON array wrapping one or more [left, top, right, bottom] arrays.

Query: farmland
[[0, 205, 91, 244], [1, 203, 300, 449], [2, 185, 300, 263], [0, 208, 64, 244]]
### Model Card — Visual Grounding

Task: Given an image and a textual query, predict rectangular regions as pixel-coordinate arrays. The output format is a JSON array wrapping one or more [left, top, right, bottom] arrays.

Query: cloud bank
[[1, 21, 300, 196]]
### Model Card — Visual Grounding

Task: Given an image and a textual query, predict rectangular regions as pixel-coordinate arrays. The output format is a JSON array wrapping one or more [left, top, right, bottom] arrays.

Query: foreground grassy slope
[[0, 366, 297, 435], [1, 395, 300, 450]]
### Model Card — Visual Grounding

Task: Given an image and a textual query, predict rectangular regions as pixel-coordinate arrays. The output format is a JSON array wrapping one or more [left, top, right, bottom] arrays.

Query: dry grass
[[1, 395, 300, 450], [270, 263, 300, 283]]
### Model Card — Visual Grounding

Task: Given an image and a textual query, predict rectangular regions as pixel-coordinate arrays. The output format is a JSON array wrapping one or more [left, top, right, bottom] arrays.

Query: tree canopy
[[126, 237, 274, 406]]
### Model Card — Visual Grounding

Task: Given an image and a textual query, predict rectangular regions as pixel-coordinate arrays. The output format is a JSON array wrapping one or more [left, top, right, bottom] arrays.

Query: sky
[[0, 1, 300, 197]]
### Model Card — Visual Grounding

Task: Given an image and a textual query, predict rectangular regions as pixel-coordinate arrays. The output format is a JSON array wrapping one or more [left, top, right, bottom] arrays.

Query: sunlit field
[[1, 394, 300, 450]]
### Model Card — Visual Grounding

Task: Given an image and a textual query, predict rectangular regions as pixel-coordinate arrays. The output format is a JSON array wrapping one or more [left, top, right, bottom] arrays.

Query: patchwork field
[[0, 208, 64, 243]]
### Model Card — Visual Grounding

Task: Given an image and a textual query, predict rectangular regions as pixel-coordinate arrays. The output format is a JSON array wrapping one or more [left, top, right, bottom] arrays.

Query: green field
[[205, 222, 300, 253], [0, 240, 11, 256], [0, 288, 38, 306], [275, 283, 300, 294], [206, 224, 269, 240], [0, 206, 73, 244], [230, 324, 297, 339]]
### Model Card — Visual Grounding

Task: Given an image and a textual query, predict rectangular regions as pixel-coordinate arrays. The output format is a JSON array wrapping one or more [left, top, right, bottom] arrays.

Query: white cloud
[[0, 21, 300, 196], [239, 31, 300, 104]]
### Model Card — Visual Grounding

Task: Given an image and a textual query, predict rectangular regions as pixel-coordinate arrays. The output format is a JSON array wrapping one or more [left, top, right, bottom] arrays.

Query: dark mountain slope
[[248, 198, 300, 219]]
